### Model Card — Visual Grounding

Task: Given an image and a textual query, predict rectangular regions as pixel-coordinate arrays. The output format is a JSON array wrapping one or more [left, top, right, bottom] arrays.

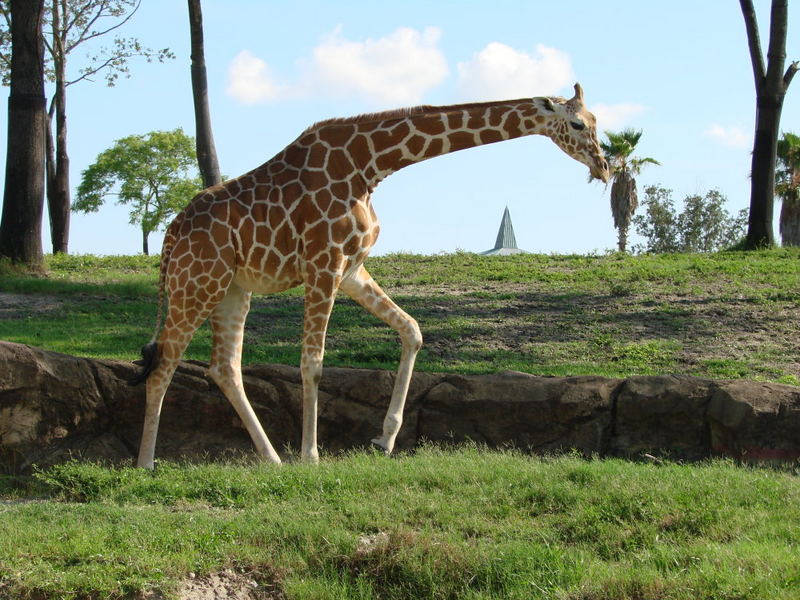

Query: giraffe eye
[[570, 121, 586, 131]]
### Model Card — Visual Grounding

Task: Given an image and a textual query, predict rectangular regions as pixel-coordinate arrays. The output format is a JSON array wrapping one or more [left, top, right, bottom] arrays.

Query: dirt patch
[[0, 292, 69, 320], [178, 570, 272, 600], [140, 568, 284, 600]]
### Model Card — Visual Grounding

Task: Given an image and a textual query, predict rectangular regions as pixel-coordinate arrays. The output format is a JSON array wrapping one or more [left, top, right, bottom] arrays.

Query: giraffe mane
[[303, 97, 555, 133]]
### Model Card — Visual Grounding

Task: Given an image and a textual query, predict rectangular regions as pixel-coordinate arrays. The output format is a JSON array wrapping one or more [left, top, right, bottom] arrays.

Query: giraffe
[[131, 83, 610, 468]]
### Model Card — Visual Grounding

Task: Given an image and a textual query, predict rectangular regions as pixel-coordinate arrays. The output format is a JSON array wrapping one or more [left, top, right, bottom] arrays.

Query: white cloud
[[226, 27, 448, 107], [456, 42, 574, 101], [308, 26, 448, 106], [590, 103, 645, 131], [226, 50, 286, 104], [705, 124, 751, 149]]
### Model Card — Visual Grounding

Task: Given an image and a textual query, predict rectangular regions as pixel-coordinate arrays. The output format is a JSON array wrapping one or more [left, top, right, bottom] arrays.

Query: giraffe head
[[536, 83, 609, 183]]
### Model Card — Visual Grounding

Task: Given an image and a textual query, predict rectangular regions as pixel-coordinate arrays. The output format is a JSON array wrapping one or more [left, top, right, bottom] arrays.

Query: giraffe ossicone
[[132, 82, 609, 468]]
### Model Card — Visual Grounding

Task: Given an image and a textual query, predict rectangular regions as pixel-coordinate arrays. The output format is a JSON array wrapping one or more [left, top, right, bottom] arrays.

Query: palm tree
[[776, 132, 800, 246], [601, 129, 660, 252]]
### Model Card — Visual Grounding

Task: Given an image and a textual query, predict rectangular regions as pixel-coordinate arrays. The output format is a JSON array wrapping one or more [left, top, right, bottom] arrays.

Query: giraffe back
[[162, 136, 380, 297]]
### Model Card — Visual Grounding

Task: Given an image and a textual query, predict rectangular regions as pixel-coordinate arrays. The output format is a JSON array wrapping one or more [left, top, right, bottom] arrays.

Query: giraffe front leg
[[340, 266, 422, 455], [299, 263, 341, 464], [300, 346, 323, 464]]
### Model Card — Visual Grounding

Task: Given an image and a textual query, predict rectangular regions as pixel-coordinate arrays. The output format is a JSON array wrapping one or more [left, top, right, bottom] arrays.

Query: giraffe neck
[[312, 99, 551, 190]]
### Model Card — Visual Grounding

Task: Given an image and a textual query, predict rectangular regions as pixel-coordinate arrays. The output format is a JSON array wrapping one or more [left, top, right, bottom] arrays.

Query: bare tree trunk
[[610, 171, 637, 253], [45, 100, 57, 228], [50, 65, 70, 253], [142, 227, 149, 256], [188, 0, 221, 188], [0, 0, 46, 269], [747, 97, 783, 247], [617, 228, 628, 254], [779, 200, 800, 246], [47, 0, 70, 254], [740, 0, 798, 249]]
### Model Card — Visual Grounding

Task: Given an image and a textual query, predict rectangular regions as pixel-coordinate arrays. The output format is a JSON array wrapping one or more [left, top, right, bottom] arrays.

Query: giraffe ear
[[538, 97, 556, 112]]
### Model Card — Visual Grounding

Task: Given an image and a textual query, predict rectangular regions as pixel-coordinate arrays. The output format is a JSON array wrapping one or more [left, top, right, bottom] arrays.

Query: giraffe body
[[134, 84, 609, 468]]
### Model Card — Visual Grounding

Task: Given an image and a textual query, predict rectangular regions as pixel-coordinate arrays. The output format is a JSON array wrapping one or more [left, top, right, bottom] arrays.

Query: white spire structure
[[481, 206, 526, 255]]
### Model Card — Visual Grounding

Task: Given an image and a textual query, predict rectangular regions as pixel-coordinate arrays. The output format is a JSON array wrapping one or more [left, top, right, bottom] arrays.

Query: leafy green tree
[[776, 131, 800, 245], [633, 185, 747, 254], [601, 129, 659, 253], [677, 190, 748, 253], [74, 129, 200, 255], [0, 0, 174, 254], [630, 185, 680, 254]]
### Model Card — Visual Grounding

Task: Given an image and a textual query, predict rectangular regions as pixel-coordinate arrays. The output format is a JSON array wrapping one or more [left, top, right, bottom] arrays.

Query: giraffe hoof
[[369, 439, 390, 456], [294, 453, 319, 465]]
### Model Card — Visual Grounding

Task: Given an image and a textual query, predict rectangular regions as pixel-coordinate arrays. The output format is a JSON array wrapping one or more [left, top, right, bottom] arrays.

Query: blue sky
[[1, 1, 798, 255]]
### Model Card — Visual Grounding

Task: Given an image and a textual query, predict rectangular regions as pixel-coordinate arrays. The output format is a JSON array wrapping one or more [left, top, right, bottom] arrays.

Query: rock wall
[[1, 340, 798, 474]]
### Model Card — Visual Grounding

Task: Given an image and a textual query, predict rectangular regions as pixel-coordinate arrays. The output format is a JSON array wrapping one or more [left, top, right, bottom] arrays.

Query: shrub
[[632, 185, 747, 253]]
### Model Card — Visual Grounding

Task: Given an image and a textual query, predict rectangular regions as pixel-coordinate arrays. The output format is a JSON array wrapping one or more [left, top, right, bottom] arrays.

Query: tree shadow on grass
[[241, 288, 799, 380]]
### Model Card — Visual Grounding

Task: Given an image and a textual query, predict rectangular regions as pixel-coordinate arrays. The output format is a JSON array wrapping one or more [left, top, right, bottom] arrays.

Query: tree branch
[[65, 2, 112, 53], [62, 0, 102, 43], [0, 3, 11, 29], [42, 35, 54, 57], [765, 0, 789, 86], [66, 0, 141, 54], [784, 60, 799, 89], [740, 0, 767, 85], [64, 57, 116, 86]]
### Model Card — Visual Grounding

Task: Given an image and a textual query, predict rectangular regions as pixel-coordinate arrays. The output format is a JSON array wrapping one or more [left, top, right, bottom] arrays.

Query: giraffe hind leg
[[208, 282, 281, 464], [137, 324, 202, 469], [136, 279, 231, 468]]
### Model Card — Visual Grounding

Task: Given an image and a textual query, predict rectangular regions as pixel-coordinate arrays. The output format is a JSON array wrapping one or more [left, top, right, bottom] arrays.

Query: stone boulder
[[708, 380, 800, 462], [417, 372, 617, 454], [611, 375, 716, 460], [1, 341, 798, 474]]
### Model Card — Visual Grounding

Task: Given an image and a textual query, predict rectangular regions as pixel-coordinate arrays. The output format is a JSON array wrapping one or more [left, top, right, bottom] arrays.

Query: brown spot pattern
[[139, 92, 607, 467]]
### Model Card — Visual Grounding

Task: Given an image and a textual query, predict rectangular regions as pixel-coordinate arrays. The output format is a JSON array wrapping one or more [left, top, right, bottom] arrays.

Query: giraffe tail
[[129, 341, 159, 386], [128, 218, 178, 386]]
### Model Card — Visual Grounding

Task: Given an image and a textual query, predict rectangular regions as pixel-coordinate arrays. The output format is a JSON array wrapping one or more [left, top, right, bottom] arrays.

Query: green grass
[[1, 448, 799, 599], [0, 253, 159, 297], [1, 249, 799, 382], [368, 249, 800, 291], [2, 253, 798, 598]]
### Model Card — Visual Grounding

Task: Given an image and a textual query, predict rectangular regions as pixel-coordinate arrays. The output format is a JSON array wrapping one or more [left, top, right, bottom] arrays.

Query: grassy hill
[[1, 251, 799, 599], [1, 249, 798, 383]]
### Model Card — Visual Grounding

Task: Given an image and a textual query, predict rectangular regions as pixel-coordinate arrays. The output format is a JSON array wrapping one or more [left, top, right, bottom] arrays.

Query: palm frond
[[630, 156, 661, 175], [777, 132, 800, 171], [602, 129, 658, 179]]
